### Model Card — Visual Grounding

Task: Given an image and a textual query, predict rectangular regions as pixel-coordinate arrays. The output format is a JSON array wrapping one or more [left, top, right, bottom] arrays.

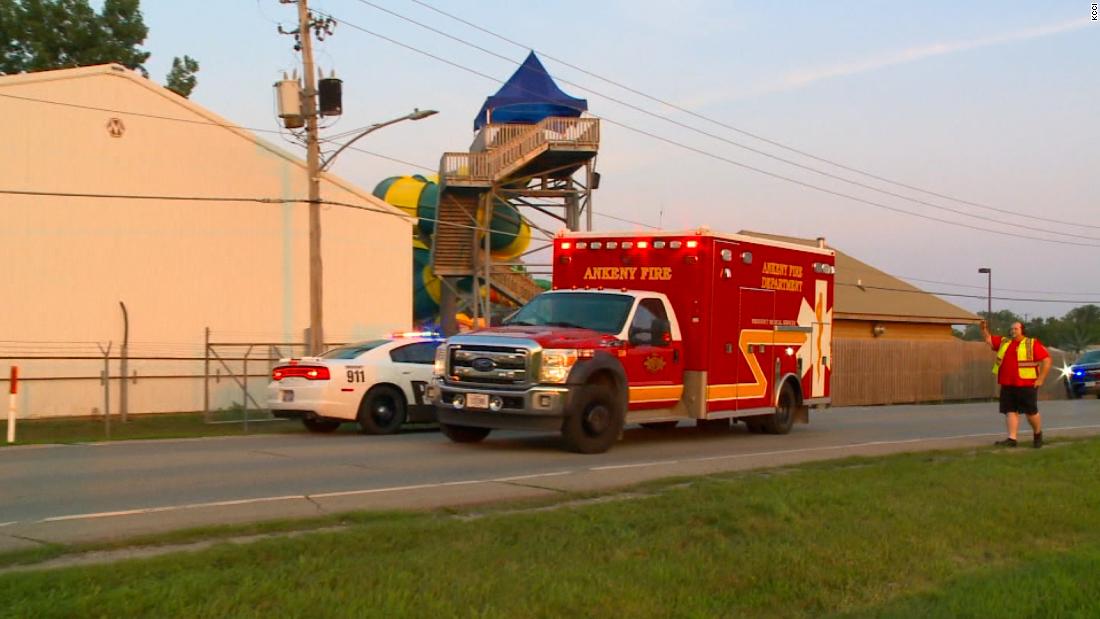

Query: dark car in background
[[1064, 350, 1100, 399]]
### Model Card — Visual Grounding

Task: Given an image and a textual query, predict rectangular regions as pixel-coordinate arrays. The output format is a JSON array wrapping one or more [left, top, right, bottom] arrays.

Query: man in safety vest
[[981, 320, 1052, 448]]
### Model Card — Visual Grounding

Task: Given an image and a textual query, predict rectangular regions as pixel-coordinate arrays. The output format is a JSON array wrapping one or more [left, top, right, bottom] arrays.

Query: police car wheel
[[440, 422, 492, 443], [358, 386, 407, 435], [302, 417, 341, 433], [561, 385, 624, 454]]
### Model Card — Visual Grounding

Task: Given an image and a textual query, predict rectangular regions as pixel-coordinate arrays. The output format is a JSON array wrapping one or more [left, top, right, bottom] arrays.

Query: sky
[[138, 1, 1099, 321]]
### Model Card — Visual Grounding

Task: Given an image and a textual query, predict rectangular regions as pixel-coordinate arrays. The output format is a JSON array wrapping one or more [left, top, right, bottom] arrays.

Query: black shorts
[[999, 385, 1039, 415]]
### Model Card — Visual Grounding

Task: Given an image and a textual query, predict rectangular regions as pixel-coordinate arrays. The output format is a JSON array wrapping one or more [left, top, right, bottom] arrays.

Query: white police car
[[267, 334, 444, 434]]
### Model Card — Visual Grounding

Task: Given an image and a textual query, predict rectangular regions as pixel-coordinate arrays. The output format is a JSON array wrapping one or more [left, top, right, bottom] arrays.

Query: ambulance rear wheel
[[761, 384, 797, 435], [440, 422, 492, 443], [561, 385, 624, 454]]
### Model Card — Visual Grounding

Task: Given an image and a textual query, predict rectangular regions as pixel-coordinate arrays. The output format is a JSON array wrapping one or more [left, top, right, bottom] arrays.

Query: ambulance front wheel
[[761, 383, 797, 435], [561, 385, 625, 454]]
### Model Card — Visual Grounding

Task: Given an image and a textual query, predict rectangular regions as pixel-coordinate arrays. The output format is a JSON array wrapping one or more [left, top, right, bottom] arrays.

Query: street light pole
[[320, 109, 437, 172], [978, 266, 994, 398], [978, 267, 992, 324]]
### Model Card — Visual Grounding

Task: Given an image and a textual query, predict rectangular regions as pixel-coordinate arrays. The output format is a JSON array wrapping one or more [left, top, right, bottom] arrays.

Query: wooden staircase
[[432, 117, 600, 306], [430, 191, 478, 277], [490, 266, 546, 306]]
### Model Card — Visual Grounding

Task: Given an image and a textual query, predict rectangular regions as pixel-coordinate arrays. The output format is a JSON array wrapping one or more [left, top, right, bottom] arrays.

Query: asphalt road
[[2, 399, 1098, 552]]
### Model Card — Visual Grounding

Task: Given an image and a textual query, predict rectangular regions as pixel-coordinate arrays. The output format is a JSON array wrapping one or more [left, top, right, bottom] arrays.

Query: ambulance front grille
[[446, 344, 533, 388]]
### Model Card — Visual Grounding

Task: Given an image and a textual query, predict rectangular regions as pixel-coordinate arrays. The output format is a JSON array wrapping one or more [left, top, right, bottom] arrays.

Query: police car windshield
[[1077, 350, 1100, 365], [503, 293, 634, 335], [321, 340, 389, 359]]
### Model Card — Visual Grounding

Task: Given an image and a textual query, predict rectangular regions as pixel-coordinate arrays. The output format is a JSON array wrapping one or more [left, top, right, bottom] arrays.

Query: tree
[[165, 54, 199, 98], [0, 0, 149, 74], [958, 304, 1100, 353], [959, 309, 1022, 341], [1060, 304, 1100, 354], [0, 0, 197, 94]]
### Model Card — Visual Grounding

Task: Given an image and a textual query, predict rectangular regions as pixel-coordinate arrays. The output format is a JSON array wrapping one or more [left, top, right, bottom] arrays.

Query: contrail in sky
[[779, 17, 1092, 90]]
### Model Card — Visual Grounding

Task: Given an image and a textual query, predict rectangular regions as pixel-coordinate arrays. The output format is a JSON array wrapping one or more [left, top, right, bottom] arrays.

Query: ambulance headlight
[[539, 349, 579, 384], [433, 345, 447, 377]]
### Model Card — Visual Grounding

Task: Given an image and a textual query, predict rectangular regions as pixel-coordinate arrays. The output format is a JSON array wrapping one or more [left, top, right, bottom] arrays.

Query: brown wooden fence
[[831, 338, 1070, 406]]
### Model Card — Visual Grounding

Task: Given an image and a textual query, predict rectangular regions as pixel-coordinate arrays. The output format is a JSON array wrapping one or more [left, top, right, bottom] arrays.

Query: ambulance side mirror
[[628, 327, 652, 346]]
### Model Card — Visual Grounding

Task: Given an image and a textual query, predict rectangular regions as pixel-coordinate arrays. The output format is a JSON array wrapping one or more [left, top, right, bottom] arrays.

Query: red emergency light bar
[[560, 238, 697, 250], [272, 366, 330, 381]]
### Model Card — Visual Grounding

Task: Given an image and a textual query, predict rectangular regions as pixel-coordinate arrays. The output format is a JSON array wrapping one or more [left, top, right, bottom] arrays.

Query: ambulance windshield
[[503, 292, 634, 335]]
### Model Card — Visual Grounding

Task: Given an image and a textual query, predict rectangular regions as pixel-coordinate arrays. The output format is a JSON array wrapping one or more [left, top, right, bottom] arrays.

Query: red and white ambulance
[[428, 228, 835, 453]]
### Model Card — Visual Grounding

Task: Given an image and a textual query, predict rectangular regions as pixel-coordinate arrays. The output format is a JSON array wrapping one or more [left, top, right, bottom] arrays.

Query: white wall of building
[[1, 65, 412, 417]]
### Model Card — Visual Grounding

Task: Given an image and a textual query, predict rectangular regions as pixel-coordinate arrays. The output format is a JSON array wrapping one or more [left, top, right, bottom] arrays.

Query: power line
[[406, 0, 1100, 233], [598, 117, 1100, 248], [0, 90, 288, 136], [593, 212, 660, 229], [0, 93, 598, 243], [896, 274, 1100, 297], [0, 92, 585, 266], [0, 188, 298, 203], [836, 281, 1098, 305], [0, 90, 441, 172], [14, 188, 1094, 300], [0, 89, 627, 240], [0, 188, 531, 237], [317, 137, 436, 172], [348, 1, 1098, 243], [318, 9, 1100, 250]]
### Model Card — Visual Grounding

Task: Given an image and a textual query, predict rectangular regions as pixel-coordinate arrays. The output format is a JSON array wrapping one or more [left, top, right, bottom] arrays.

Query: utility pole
[[296, 0, 324, 356], [278, 2, 433, 351]]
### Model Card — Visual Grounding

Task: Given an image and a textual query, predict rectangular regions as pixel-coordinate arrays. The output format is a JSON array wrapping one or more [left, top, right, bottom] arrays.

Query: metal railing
[[471, 124, 532, 151], [439, 152, 492, 183], [441, 118, 600, 184], [0, 335, 349, 430]]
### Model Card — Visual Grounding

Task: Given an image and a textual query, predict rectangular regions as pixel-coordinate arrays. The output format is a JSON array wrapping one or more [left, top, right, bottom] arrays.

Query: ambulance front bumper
[[428, 380, 576, 431]]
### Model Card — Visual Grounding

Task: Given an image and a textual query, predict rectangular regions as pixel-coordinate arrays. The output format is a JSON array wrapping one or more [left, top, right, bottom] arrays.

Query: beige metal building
[[1, 64, 411, 418], [741, 232, 994, 405]]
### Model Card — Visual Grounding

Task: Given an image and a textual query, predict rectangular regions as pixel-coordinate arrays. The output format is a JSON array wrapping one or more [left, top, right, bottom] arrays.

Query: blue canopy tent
[[474, 52, 588, 131]]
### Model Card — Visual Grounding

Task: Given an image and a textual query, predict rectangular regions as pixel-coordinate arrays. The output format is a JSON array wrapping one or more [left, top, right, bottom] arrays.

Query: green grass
[[3, 439, 1100, 617], [1, 412, 334, 446], [0, 511, 429, 571]]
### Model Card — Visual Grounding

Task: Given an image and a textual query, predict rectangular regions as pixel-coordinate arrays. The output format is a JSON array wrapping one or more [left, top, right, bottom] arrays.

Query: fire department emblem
[[643, 353, 666, 373]]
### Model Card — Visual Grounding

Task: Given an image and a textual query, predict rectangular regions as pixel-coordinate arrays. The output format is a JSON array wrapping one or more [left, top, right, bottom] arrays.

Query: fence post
[[6, 366, 17, 444], [119, 301, 129, 423], [97, 342, 112, 439], [203, 327, 210, 423], [242, 345, 252, 433]]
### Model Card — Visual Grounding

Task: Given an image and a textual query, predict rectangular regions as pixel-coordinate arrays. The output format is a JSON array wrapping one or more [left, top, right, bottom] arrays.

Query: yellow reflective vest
[[993, 337, 1038, 380]]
